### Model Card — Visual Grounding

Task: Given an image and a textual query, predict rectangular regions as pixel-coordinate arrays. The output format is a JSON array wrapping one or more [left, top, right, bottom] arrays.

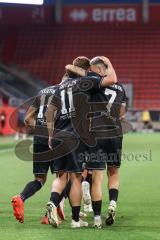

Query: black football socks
[[50, 181, 71, 208], [20, 180, 43, 201], [72, 206, 80, 222], [109, 188, 119, 202], [50, 192, 62, 207], [92, 200, 102, 216]]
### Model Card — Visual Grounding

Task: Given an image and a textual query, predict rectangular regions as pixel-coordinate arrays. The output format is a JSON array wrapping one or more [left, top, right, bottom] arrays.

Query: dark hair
[[65, 70, 78, 78], [73, 56, 90, 70]]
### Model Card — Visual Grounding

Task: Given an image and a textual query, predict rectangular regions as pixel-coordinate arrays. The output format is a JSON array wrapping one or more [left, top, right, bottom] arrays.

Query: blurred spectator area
[[0, 24, 160, 109]]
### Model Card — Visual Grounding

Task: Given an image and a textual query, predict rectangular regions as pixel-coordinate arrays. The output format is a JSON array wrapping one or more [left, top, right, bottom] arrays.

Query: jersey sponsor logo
[[59, 79, 77, 89], [111, 84, 124, 92], [39, 87, 56, 95]]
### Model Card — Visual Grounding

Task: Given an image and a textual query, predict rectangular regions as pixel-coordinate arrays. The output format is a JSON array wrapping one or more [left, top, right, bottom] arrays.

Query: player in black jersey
[[46, 58, 117, 228], [11, 85, 62, 224], [42, 57, 91, 226], [67, 56, 124, 228], [68, 56, 119, 228], [88, 56, 127, 227]]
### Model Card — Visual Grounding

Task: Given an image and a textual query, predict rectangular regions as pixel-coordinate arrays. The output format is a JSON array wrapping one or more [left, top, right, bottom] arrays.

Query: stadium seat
[[6, 24, 160, 109]]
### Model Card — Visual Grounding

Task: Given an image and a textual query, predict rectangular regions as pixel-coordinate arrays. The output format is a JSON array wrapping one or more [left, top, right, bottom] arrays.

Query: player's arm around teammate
[[46, 69, 89, 228], [66, 56, 117, 228], [88, 56, 117, 228]]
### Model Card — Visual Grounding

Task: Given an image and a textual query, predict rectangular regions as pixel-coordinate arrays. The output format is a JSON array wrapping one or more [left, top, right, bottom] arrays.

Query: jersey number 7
[[105, 88, 117, 113]]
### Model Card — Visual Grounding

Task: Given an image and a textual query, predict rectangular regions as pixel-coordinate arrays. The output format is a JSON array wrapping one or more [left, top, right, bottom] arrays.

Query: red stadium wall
[[11, 24, 160, 110], [2, 30, 17, 64], [150, 5, 160, 23], [0, 4, 160, 110], [0, 107, 16, 135], [0, 4, 160, 25], [0, 6, 53, 25]]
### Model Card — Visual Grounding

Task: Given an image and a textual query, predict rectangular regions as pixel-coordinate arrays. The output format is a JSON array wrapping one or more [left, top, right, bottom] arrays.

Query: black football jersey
[[91, 83, 126, 118], [51, 74, 102, 142], [32, 85, 58, 127], [90, 82, 127, 138], [31, 85, 58, 143]]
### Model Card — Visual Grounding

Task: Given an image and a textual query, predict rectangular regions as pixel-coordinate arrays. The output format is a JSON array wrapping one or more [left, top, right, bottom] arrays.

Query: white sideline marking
[[0, 148, 14, 154]]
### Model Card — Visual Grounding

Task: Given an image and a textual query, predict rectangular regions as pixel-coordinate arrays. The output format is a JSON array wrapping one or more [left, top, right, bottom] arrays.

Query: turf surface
[[0, 133, 160, 240]]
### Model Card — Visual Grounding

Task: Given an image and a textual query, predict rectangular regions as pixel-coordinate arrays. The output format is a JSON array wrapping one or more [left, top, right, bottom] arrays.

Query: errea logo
[[69, 7, 137, 23], [92, 8, 136, 22]]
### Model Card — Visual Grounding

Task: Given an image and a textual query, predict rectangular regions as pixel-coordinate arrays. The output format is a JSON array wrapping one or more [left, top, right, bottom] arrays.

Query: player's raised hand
[[65, 64, 86, 77]]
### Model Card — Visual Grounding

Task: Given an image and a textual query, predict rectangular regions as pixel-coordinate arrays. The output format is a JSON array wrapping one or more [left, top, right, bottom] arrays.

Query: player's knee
[[70, 173, 81, 183], [35, 174, 47, 185], [57, 171, 68, 181], [108, 167, 118, 177], [92, 170, 103, 183], [76, 173, 82, 181]]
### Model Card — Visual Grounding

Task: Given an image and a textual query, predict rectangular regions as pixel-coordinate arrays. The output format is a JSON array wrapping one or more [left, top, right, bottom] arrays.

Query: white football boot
[[71, 219, 88, 228], [79, 211, 87, 218], [106, 200, 116, 226], [93, 215, 102, 229], [82, 181, 91, 205], [46, 202, 59, 228], [84, 203, 93, 212], [82, 181, 93, 212]]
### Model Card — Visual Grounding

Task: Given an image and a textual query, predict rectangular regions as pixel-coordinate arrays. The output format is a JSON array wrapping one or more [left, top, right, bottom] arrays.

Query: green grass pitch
[[0, 133, 160, 240]]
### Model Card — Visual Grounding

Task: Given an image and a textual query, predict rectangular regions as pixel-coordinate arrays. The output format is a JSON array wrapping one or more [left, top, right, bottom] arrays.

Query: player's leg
[[105, 137, 122, 226], [91, 170, 104, 228], [82, 170, 93, 212], [69, 172, 88, 228], [57, 178, 71, 220], [11, 173, 47, 223], [46, 171, 68, 227], [45, 145, 72, 227], [22, 143, 50, 201], [106, 167, 119, 226], [41, 174, 71, 225], [50, 172, 68, 204], [86, 141, 106, 228], [70, 172, 82, 223], [11, 142, 50, 223], [21, 174, 47, 201]]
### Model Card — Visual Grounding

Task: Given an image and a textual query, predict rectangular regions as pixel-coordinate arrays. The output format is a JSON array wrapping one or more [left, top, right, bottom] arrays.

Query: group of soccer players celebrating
[[11, 56, 127, 229]]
